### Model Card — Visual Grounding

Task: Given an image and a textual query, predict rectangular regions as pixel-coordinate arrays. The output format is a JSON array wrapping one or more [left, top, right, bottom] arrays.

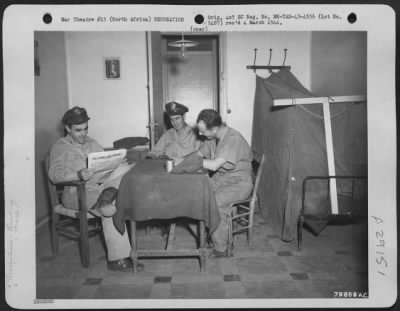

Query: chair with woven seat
[[44, 154, 102, 267], [227, 153, 265, 257]]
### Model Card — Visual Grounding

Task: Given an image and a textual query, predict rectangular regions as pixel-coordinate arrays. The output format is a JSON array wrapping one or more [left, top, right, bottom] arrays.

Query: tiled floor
[[36, 209, 368, 300]]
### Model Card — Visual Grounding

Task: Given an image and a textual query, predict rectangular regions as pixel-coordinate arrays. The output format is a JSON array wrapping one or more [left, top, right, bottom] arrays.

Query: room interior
[[35, 30, 368, 300]]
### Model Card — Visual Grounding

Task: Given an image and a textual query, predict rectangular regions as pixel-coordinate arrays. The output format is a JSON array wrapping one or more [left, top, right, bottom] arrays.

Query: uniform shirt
[[200, 126, 253, 211], [201, 126, 253, 179], [149, 124, 201, 158], [48, 135, 104, 205]]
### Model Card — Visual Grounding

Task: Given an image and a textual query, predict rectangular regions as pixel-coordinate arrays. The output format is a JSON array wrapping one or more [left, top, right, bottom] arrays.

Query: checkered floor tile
[[36, 209, 368, 299]]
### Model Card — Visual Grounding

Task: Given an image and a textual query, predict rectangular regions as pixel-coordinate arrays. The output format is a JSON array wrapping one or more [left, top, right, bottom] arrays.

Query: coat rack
[[246, 48, 291, 72]]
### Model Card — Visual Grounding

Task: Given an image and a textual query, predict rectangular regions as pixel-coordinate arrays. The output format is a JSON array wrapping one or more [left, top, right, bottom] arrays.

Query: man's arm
[[147, 134, 167, 158], [197, 140, 212, 159], [48, 142, 97, 183], [173, 139, 226, 171], [202, 157, 226, 172], [48, 144, 81, 183]]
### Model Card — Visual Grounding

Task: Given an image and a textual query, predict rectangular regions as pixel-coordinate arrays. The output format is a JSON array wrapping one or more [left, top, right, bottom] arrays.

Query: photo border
[[3, 3, 397, 309]]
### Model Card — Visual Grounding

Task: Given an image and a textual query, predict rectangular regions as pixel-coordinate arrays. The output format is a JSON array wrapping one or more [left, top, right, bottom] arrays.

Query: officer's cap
[[165, 102, 188, 116], [62, 106, 90, 125]]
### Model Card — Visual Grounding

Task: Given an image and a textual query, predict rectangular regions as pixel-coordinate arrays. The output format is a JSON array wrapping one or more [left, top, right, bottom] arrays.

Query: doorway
[[150, 33, 220, 145]]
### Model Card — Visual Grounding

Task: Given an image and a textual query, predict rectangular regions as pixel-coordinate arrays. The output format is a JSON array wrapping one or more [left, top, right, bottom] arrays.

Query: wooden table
[[116, 159, 220, 273]]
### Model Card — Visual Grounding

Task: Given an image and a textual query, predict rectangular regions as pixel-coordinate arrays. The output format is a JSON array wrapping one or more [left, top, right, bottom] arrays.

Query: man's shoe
[[209, 249, 229, 258], [90, 203, 117, 218], [98, 203, 117, 217], [107, 258, 144, 272], [90, 187, 118, 217]]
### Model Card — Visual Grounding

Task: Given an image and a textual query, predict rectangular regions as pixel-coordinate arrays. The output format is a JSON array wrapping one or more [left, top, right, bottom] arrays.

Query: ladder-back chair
[[227, 153, 266, 257], [44, 153, 102, 267]]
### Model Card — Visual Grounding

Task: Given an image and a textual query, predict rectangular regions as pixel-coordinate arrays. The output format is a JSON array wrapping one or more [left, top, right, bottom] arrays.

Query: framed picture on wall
[[104, 57, 121, 79]]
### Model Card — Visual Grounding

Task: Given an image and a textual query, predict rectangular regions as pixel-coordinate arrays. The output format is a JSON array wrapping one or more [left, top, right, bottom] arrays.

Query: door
[[151, 34, 220, 144]]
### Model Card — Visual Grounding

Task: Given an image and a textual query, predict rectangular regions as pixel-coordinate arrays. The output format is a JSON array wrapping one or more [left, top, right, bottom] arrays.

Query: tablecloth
[[114, 159, 220, 235]]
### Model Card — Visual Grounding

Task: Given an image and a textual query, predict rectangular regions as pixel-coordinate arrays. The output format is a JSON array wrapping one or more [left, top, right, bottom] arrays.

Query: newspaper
[[87, 149, 127, 182]]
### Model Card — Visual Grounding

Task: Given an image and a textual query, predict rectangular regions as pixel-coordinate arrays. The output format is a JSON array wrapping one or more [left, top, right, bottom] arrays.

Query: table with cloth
[[115, 159, 220, 272]]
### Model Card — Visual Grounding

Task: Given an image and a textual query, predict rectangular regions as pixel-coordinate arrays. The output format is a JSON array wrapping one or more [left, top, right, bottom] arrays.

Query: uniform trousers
[[211, 174, 253, 252], [62, 163, 134, 261]]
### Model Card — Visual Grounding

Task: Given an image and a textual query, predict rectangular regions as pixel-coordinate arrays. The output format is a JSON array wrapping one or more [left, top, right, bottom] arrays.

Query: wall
[[311, 31, 367, 96], [35, 32, 69, 224], [223, 31, 312, 143], [59, 31, 312, 148], [65, 32, 149, 148]]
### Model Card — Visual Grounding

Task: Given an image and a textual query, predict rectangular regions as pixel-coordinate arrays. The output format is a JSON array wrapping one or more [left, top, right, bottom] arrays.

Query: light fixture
[[168, 33, 198, 58]]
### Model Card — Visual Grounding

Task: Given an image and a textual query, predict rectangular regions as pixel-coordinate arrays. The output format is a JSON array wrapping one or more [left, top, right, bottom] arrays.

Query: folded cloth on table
[[145, 154, 171, 160], [157, 154, 170, 160], [171, 152, 203, 174], [113, 137, 149, 149]]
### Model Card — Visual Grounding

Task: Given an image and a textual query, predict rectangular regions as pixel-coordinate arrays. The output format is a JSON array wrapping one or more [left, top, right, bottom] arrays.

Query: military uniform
[[48, 108, 132, 262], [149, 125, 201, 158], [201, 126, 253, 253], [148, 102, 201, 158]]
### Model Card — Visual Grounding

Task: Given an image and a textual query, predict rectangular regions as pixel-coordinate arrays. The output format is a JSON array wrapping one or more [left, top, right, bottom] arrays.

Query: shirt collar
[[65, 134, 86, 146], [176, 123, 191, 135]]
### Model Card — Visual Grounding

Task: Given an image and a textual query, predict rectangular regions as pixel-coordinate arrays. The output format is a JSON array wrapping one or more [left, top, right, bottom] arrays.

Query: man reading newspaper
[[48, 107, 142, 272]]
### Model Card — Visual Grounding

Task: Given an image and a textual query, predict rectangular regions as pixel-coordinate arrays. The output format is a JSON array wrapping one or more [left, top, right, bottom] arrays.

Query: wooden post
[[130, 221, 138, 273], [166, 223, 176, 250], [322, 98, 339, 214]]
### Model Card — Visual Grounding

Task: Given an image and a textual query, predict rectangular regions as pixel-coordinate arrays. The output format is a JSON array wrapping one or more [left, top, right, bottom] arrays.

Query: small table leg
[[199, 221, 206, 272], [166, 223, 176, 250], [130, 220, 139, 273]]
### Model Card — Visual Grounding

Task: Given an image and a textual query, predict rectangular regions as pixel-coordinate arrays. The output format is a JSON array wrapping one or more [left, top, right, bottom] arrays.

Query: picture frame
[[104, 57, 120, 79]]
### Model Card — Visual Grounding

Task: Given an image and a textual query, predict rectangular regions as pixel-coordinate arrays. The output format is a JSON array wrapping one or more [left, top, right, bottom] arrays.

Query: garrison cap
[[165, 102, 188, 116], [62, 106, 90, 125]]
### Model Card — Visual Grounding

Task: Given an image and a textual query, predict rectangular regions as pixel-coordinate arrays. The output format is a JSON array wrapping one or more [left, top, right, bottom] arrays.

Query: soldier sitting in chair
[[48, 106, 143, 272]]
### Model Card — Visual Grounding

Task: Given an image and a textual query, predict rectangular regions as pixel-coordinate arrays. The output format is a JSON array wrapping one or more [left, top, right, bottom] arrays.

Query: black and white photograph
[[3, 4, 397, 309], [104, 57, 121, 79]]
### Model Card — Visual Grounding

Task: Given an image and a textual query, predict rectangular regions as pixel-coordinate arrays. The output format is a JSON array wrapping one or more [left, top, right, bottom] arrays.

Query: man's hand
[[78, 168, 95, 181]]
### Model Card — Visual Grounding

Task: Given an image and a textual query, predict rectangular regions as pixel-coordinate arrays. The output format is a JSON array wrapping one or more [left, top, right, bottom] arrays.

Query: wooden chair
[[227, 153, 266, 256], [297, 175, 368, 251], [44, 154, 102, 267]]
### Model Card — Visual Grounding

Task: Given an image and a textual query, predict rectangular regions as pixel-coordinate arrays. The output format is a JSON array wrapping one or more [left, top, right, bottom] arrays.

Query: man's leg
[[91, 162, 136, 217], [63, 186, 142, 272], [103, 162, 135, 189], [211, 205, 231, 253], [102, 217, 131, 261], [211, 178, 252, 255]]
